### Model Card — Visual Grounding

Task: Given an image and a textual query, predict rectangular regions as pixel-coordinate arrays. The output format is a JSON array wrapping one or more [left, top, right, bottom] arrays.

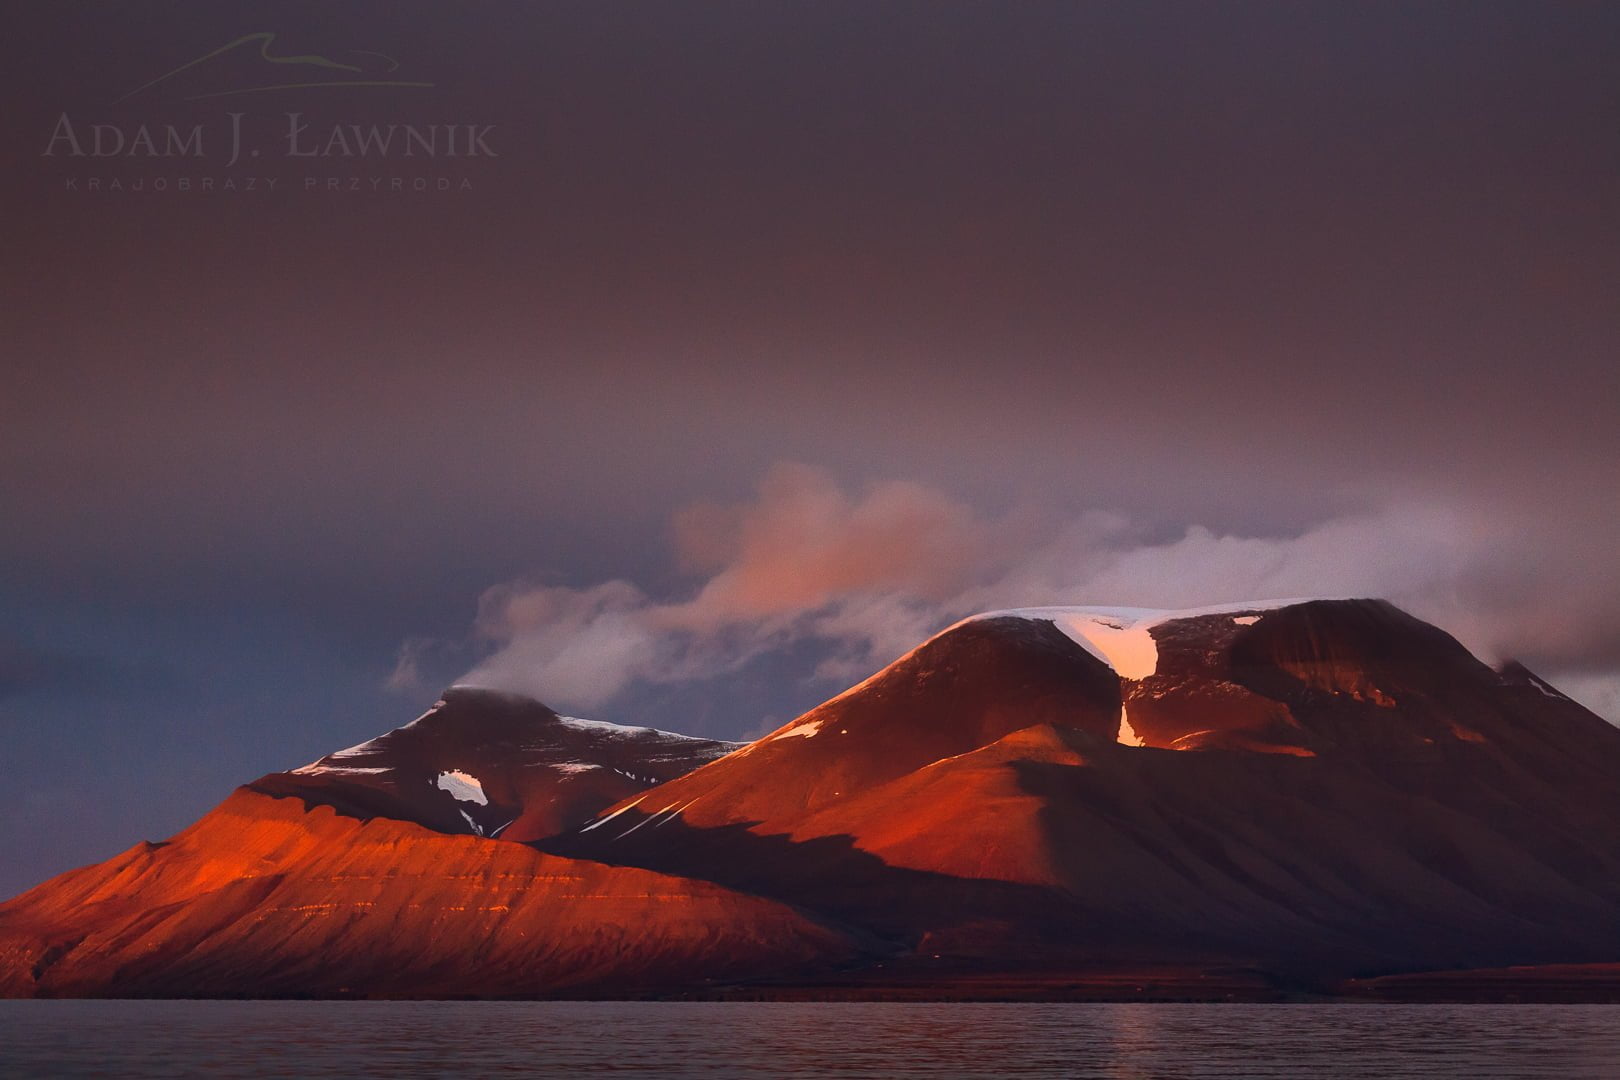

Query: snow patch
[[288, 699, 450, 774], [290, 740, 387, 775], [1525, 672, 1568, 700], [612, 804, 674, 842], [435, 770, 488, 805], [655, 797, 701, 827], [1232, 615, 1261, 626], [770, 719, 824, 741], [579, 795, 647, 833], [290, 764, 392, 777], [550, 762, 603, 775], [968, 599, 1331, 680], [1117, 707, 1146, 747], [556, 715, 710, 741], [557, 715, 651, 738], [456, 808, 484, 836], [1064, 613, 1160, 680]]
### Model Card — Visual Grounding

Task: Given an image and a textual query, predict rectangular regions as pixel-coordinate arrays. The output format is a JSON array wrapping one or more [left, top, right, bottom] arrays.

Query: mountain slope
[[0, 788, 858, 998], [576, 615, 1121, 836]]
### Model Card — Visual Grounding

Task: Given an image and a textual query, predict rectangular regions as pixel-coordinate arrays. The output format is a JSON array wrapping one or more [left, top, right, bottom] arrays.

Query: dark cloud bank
[[1, 1, 1616, 895]]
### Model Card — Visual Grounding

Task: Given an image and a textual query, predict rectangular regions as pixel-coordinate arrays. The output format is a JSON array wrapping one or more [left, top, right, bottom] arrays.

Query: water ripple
[[4, 1001, 1620, 1078]]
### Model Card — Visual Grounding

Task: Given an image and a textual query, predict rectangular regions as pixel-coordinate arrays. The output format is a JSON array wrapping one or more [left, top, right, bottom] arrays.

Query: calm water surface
[[3, 1001, 1618, 1078]]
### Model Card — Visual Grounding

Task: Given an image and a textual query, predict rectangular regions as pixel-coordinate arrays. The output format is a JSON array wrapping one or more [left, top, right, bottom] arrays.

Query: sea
[[3, 1000, 1618, 1078]]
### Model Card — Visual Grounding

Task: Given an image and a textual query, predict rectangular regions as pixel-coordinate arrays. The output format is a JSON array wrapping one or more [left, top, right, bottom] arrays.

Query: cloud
[[457, 465, 1008, 707], [384, 636, 471, 697], [442, 463, 1620, 721], [659, 463, 997, 629], [459, 581, 661, 707]]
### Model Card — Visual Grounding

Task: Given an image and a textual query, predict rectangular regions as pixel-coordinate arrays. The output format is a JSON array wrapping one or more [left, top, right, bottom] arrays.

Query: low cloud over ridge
[[436, 463, 1620, 724]]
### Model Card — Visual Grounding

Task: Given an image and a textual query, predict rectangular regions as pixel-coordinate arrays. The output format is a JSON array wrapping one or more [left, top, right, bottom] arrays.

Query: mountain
[[6, 598, 1620, 1000], [251, 687, 740, 843], [0, 692, 839, 998], [554, 599, 1620, 984], [0, 789, 857, 998]]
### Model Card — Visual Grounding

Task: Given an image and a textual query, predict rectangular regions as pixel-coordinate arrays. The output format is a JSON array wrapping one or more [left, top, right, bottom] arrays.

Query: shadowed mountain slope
[[252, 687, 738, 843]]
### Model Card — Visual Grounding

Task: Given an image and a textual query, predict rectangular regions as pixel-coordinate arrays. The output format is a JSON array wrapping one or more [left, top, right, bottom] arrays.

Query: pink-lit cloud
[[451, 464, 1620, 720]]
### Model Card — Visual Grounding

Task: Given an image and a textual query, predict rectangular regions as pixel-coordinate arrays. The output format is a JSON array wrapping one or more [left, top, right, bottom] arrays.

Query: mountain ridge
[[7, 596, 1620, 1000]]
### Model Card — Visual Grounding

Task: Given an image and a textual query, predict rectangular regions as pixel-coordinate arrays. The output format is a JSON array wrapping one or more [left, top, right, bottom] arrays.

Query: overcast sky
[[2, 1, 1617, 897]]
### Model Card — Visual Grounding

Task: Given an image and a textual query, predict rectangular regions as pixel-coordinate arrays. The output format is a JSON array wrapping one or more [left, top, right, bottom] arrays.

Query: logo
[[115, 31, 435, 103], [43, 32, 498, 196]]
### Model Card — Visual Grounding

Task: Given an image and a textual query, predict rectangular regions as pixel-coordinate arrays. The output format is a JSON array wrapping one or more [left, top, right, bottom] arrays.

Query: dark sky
[[2, 1, 1617, 897]]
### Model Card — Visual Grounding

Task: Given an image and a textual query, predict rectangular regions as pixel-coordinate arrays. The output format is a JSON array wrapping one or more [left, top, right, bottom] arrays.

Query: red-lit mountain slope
[[8, 599, 1620, 998], [0, 787, 857, 998], [560, 600, 1620, 981]]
